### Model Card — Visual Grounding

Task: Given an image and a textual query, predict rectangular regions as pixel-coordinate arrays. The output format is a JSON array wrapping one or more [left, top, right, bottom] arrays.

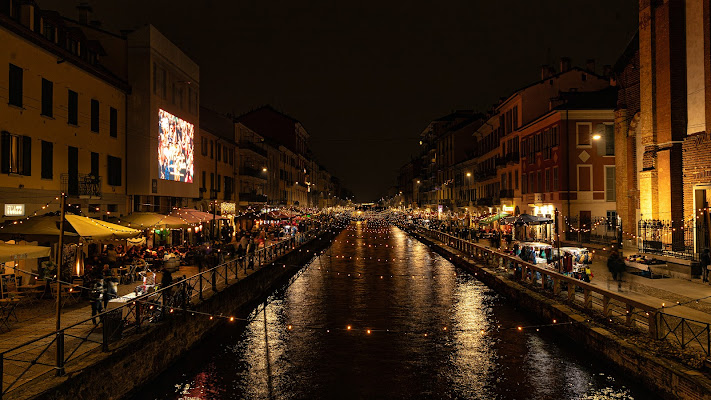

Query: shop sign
[[502, 205, 515, 213], [221, 202, 236, 214], [438, 205, 443, 213], [4, 204, 25, 217]]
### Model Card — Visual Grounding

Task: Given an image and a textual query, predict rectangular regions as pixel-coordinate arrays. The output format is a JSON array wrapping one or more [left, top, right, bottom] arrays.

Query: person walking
[[102, 265, 118, 309], [607, 250, 626, 291], [701, 249, 711, 283], [89, 278, 103, 325]]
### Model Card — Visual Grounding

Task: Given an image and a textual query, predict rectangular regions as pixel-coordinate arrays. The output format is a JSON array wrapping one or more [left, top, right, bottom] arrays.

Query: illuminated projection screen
[[158, 109, 194, 183]]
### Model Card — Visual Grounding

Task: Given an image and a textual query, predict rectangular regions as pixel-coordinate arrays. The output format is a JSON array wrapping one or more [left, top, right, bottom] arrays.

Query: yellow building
[[0, 2, 129, 221]]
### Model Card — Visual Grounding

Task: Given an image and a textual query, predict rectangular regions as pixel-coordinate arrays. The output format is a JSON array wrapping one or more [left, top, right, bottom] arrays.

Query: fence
[[637, 219, 703, 261], [0, 225, 329, 399], [411, 226, 711, 358]]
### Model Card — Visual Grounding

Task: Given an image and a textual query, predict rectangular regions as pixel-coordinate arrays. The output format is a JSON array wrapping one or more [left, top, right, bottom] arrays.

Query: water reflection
[[136, 222, 656, 400]]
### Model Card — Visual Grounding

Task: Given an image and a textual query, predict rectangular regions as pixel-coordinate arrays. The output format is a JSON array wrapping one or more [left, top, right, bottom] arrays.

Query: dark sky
[[38, 0, 639, 202]]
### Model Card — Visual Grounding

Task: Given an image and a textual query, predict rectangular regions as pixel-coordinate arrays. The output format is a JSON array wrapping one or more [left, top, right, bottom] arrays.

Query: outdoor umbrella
[[0, 215, 78, 237], [120, 212, 188, 229], [0, 242, 51, 263], [508, 214, 553, 226], [64, 215, 142, 240]]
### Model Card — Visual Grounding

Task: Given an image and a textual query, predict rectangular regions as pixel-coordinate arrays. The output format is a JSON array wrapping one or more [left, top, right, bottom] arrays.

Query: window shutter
[[1, 132, 10, 173], [22, 135, 31, 176]]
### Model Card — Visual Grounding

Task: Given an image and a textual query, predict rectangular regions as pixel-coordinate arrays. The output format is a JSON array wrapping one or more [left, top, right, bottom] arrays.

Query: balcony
[[499, 189, 514, 199], [61, 173, 101, 198], [239, 192, 267, 203], [239, 141, 267, 158], [495, 157, 506, 167], [240, 166, 267, 180]]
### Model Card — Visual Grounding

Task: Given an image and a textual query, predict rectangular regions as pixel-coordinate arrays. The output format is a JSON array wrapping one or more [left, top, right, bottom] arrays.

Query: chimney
[[560, 57, 572, 73], [77, 2, 92, 25], [602, 64, 612, 77], [541, 65, 550, 80], [585, 59, 595, 73], [19, 2, 35, 30]]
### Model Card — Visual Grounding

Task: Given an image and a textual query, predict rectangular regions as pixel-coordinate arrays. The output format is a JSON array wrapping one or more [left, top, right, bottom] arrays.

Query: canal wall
[[20, 228, 343, 400], [408, 229, 711, 400]]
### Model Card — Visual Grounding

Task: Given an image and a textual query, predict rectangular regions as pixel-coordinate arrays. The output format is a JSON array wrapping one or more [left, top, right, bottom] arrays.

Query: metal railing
[[0, 224, 335, 399], [638, 219, 701, 261], [410, 226, 711, 358]]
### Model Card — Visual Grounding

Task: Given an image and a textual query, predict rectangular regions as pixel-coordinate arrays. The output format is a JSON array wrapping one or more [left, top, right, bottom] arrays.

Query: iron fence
[[656, 312, 710, 356], [637, 219, 703, 261]]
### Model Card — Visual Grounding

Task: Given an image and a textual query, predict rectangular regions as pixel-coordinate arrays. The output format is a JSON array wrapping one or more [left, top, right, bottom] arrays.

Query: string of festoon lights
[[0, 195, 64, 229]]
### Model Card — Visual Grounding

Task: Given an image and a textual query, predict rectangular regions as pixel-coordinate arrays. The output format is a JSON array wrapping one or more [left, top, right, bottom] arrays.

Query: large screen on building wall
[[158, 109, 194, 183]]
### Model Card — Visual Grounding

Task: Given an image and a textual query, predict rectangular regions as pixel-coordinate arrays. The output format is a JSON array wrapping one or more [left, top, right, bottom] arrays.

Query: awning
[[0, 215, 78, 237], [169, 209, 229, 224], [65, 215, 142, 239], [119, 212, 188, 229], [503, 213, 554, 226], [0, 243, 51, 263], [478, 212, 509, 225]]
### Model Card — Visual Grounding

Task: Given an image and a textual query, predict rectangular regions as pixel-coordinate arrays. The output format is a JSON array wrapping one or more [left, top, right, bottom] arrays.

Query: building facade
[[0, 1, 129, 220]]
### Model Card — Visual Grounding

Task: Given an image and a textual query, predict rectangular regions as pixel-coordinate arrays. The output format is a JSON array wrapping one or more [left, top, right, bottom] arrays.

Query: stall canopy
[[64, 215, 142, 240], [0, 242, 51, 263], [119, 212, 188, 229], [478, 212, 509, 225], [169, 208, 228, 224], [502, 214, 554, 226], [266, 210, 291, 220], [0, 215, 78, 237]]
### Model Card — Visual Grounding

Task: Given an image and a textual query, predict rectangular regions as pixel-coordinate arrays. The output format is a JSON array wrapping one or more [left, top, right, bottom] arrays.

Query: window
[[43, 22, 55, 42], [91, 152, 99, 177], [41, 140, 53, 179], [201, 171, 206, 189], [512, 106, 518, 129], [110, 107, 117, 137], [576, 122, 592, 147], [9, 63, 22, 107], [229, 149, 234, 165], [217, 174, 221, 192], [201, 137, 208, 156], [1, 132, 31, 175], [605, 166, 616, 201], [210, 140, 214, 159], [545, 169, 551, 192], [515, 170, 519, 190], [217, 143, 222, 161], [210, 173, 214, 194], [538, 170, 542, 193], [521, 174, 527, 194], [68, 90, 78, 125], [107, 155, 122, 186], [39, 78, 53, 117], [91, 99, 99, 132], [552, 166, 559, 191], [223, 146, 228, 163], [604, 124, 614, 156], [107, 204, 118, 213], [552, 126, 559, 147], [578, 165, 592, 191]]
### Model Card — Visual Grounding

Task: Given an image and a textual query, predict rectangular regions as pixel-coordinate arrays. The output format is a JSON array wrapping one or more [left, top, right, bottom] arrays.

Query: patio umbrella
[[169, 208, 228, 224], [64, 215, 142, 240], [0, 215, 78, 237], [508, 214, 553, 226], [120, 212, 188, 229], [0, 243, 51, 263]]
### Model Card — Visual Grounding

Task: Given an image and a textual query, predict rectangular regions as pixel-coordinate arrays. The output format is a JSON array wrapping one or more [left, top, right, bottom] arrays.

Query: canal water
[[133, 221, 658, 400]]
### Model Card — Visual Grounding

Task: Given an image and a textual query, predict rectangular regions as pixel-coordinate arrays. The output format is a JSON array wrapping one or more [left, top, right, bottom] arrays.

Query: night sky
[[38, 0, 638, 202]]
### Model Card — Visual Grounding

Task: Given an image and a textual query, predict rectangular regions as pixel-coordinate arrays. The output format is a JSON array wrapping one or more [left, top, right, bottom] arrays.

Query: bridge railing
[[412, 227, 661, 335], [411, 225, 711, 357]]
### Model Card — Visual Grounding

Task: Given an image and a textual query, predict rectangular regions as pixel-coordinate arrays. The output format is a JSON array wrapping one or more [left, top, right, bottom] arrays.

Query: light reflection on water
[[135, 222, 657, 400]]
